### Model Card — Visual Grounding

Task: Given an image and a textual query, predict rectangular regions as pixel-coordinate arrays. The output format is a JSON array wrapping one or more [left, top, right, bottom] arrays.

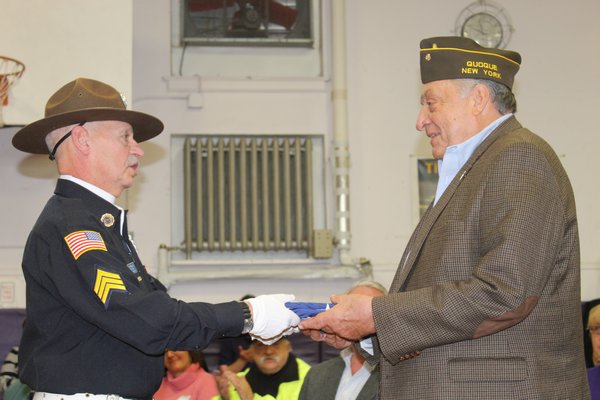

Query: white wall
[[1, 0, 600, 308], [0, 0, 133, 126]]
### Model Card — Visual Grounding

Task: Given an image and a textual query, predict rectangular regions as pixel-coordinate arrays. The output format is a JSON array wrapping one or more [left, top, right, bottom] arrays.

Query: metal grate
[[182, 135, 314, 256]]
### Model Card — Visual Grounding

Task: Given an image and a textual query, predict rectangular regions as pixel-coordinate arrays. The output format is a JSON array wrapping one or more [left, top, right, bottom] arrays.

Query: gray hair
[[458, 79, 517, 114], [45, 123, 80, 153], [347, 280, 388, 295]]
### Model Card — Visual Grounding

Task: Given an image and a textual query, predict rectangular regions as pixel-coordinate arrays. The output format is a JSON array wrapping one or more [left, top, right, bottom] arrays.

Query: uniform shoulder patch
[[94, 268, 129, 309], [64, 230, 107, 260]]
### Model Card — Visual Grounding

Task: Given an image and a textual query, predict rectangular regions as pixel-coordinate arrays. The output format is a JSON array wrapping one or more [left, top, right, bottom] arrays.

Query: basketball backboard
[[0, 0, 133, 127]]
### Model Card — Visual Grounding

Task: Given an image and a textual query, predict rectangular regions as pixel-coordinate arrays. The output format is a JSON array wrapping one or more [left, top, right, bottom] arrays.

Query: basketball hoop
[[0, 55, 26, 127]]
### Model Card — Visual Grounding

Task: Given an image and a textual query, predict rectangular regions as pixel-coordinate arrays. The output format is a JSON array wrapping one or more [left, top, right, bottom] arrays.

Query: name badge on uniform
[[126, 261, 138, 274]]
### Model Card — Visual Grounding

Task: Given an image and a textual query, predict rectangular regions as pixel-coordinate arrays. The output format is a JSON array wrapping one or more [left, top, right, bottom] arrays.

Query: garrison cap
[[420, 36, 521, 90]]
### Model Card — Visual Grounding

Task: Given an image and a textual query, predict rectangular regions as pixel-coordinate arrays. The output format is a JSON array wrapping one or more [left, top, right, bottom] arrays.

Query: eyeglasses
[[588, 326, 600, 335]]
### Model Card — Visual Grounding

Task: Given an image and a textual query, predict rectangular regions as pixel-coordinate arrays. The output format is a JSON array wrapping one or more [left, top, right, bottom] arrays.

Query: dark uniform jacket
[[19, 179, 243, 399]]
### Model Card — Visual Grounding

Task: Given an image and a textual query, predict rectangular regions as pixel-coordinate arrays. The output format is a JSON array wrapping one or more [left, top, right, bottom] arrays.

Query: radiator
[[182, 135, 314, 257]]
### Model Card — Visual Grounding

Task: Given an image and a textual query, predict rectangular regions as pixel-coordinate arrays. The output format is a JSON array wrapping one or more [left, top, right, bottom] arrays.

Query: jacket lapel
[[389, 116, 522, 292]]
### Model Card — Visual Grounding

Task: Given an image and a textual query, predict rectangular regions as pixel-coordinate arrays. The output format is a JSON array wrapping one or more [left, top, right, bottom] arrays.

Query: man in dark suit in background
[[298, 281, 386, 400], [300, 36, 589, 399]]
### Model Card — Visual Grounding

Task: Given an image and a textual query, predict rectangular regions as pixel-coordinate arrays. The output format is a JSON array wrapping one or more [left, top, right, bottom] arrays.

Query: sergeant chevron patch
[[94, 268, 129, 308]]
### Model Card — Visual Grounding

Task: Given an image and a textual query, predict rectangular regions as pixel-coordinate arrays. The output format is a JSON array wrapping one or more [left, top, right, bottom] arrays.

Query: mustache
[[127, 155, 140, 167], [257, 354, 280, 363]]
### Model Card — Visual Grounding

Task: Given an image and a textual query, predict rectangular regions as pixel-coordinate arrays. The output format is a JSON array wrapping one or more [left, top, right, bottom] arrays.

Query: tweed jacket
[[298, 355, 378, 400], [371, 116, 589, 399]]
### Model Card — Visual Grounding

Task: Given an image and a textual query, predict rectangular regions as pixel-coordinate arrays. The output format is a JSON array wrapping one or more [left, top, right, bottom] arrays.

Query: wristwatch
[[239, 301, 254, 334]]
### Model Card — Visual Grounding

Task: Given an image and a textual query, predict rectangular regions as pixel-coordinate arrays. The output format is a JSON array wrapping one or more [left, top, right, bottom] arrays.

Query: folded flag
[[285, 302, 335, 319]]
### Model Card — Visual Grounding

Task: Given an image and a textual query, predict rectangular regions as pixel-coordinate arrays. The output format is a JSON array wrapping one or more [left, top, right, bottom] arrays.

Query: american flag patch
[[64, 230, 107, 260]]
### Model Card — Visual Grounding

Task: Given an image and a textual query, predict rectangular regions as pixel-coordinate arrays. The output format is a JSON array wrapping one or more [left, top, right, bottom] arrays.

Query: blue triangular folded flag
[[285, 302, 335, 319]]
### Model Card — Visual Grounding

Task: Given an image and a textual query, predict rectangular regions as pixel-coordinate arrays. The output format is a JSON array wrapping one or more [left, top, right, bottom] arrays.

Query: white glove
[[250, 326, 300, 345], [246, 294, 301, 345]]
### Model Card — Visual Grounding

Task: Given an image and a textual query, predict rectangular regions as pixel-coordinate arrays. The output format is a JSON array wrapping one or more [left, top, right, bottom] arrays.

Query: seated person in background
[[587, 304, 600, 399], [589, 305, 600, 366], [215, 338, 310, 400], [298, 281, 387, 400], [585, 301, 600, 367], [0, 316, 32, 400], [0, 346, 20, 393], [0, 345, 32, 400], [217, 335, 253, 374], [154, 350, 219, 400]]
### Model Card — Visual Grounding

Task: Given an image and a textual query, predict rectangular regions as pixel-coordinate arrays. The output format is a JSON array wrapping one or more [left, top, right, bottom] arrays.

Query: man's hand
[[302, 329, 353, 349], [245, 294, 301, 344], [214, 366, 233, 400], [238, 345, 253, 363], [215, 365, 254, 400], [224, 345, 254, 373], [298, 293, 376, 343]]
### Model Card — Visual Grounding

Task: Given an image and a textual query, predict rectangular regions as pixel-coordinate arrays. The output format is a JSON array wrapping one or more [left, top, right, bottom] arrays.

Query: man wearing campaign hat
[[300, 37, 589, 398], [12, 78, 301, 400]]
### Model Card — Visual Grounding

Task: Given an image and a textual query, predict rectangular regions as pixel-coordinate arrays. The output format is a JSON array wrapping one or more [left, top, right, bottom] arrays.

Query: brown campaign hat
[[420, 36, 521, 89], [12, 77, 164, 155]]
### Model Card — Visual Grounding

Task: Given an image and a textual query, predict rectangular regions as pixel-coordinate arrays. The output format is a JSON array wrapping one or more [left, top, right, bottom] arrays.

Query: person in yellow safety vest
[[215, 337, 310, 400]]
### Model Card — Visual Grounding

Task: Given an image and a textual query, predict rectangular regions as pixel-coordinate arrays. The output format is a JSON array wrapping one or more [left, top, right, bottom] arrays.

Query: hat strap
[[49, 122, 85, 161]]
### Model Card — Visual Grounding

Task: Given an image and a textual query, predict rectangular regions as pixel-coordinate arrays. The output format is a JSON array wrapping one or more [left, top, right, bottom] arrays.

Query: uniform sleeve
[[28, 211, 242, 356]]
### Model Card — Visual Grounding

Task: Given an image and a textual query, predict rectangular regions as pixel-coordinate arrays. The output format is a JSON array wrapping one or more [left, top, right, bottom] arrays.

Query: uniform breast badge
[[100, 213, 115, 227]]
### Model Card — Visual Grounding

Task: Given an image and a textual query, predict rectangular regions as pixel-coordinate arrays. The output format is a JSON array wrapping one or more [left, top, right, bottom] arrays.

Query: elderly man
[[216, 337, 310, 400], [11, 78, 300, 400], [300, 36, 589, 399], [298, 281, 386, 400]]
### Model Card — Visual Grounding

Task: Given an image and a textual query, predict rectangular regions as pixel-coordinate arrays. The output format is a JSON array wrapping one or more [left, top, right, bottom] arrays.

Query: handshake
[[244, 294, 333, 345]]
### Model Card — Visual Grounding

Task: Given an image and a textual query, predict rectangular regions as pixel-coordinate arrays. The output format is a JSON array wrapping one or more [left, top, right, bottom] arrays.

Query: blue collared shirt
[[433, 114, 512, 205]]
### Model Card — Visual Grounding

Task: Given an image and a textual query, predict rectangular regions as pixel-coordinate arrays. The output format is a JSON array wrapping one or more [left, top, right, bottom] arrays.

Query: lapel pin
[[100, 213, 115, 228]]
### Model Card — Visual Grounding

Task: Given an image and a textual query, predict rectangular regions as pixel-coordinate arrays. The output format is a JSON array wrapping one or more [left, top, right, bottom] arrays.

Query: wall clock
[[455, 0, 513, 49]]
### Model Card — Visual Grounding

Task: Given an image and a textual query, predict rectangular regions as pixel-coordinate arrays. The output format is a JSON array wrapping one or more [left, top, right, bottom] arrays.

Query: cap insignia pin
[[119, 92, 128, 108]]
